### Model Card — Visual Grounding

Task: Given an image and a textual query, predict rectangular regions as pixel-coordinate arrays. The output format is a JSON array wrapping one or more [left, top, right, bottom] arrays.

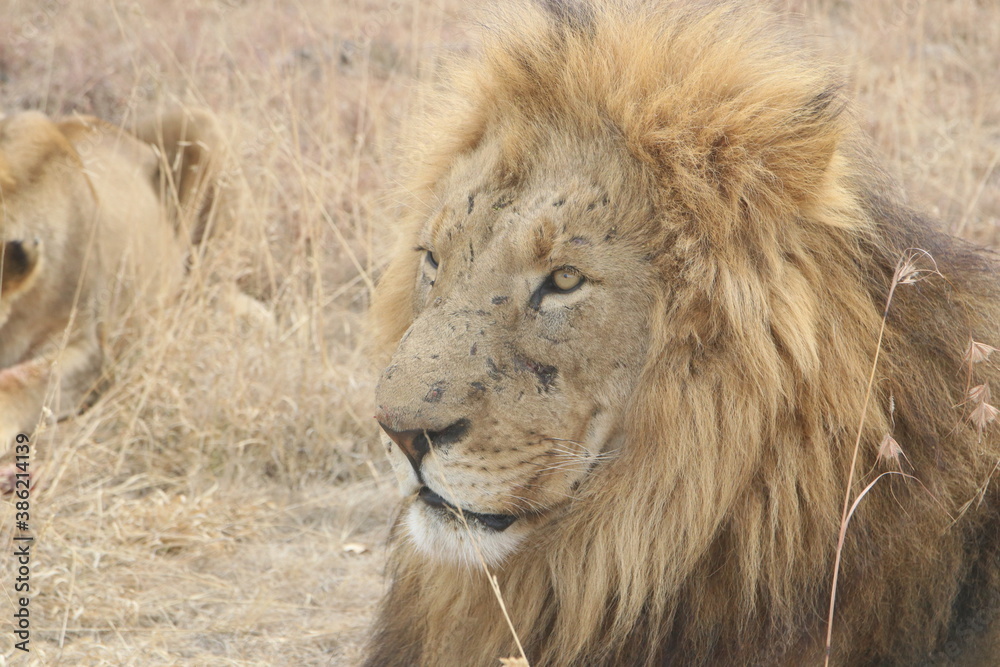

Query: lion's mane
[[367, 2, 1000, 664]]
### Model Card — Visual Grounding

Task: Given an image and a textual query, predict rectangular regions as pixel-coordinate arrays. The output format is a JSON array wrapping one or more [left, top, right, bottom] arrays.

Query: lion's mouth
[[418, 486, 518, 532]]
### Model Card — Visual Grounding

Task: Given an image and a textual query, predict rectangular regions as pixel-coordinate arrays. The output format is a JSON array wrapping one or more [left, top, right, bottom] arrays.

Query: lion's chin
[[405, 497, 528, 567]]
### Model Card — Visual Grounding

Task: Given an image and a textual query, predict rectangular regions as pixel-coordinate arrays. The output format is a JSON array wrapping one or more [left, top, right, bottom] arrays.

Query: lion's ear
[[642, 82, 848, 229], [752, 86, 845, 205], [708, 85, 846, 219]]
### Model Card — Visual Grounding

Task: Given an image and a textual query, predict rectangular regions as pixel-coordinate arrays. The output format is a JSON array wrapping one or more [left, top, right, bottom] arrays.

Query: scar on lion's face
[[376, 148, 656, 566]]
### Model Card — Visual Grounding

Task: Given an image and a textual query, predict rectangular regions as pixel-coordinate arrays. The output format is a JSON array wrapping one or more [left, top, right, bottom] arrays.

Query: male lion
[[368, 1, 1000, 665], [0, 107, 234, 444]]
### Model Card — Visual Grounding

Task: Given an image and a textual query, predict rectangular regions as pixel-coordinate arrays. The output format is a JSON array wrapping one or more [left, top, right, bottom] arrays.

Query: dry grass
[[0, 0, 997, 665]]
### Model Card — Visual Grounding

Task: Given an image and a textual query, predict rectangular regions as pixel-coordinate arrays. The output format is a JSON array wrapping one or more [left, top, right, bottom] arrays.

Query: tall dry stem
[[824, 249, 939, 664]]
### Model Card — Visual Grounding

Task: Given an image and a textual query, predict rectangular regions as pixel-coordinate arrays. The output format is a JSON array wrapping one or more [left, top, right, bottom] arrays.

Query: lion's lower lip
[[418, 486, 518, 532]]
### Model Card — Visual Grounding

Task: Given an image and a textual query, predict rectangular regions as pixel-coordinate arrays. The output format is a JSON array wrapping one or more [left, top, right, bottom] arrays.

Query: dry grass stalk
[[824, 249, 941, 665], [426, 441, 531, 666]]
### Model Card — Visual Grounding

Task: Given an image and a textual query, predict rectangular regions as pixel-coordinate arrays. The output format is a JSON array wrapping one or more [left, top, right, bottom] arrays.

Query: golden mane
[[368, 1, 1000, 664]]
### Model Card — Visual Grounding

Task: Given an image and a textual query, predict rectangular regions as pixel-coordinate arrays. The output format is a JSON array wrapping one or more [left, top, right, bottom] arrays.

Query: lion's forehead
[[426, 180, 626, 273]]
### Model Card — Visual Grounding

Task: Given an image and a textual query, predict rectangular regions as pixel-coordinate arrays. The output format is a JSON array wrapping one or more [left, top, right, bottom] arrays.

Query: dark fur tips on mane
[[537, 0, 594, 31]]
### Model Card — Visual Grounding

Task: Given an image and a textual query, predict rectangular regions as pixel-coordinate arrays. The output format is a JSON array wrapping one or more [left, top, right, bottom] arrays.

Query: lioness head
[[0, 107, 237, 442], [375, 141, 657, 564]]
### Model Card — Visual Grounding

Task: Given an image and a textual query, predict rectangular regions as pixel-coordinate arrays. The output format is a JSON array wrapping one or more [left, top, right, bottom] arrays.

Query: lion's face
[[375, 142, 656, 565]]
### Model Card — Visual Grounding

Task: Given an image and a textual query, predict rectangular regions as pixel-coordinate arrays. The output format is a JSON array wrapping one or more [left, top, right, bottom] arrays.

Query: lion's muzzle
[[376, 418, 469, 477], [417, 485, 517, 532]]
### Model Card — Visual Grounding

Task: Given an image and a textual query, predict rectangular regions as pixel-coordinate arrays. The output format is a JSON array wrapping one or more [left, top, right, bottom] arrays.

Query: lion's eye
[[550, 267, 583, 292], [426, 250, 440, 270]]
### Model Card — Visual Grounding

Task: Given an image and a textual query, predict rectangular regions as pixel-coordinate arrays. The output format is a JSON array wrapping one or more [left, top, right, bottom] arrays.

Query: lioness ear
[[0, 239, 43, 299], [0, 112, 83, 188], [130, 108, 234, 246]]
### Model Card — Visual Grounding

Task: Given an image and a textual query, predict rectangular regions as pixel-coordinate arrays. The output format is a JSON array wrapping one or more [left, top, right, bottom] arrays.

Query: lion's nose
[[376, 418, 470, 475], [378, 424, 429, 473]]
